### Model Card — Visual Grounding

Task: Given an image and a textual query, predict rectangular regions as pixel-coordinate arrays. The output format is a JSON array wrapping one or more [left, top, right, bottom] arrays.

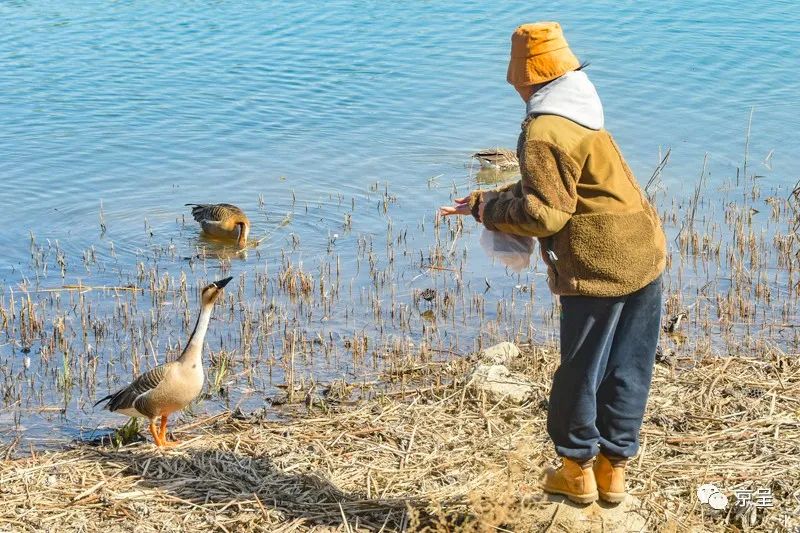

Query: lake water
[[1, 1, 798, 449]]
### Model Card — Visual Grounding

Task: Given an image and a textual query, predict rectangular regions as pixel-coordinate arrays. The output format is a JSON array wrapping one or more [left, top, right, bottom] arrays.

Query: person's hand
[[438, 195, 472, 217], [438, 203, 470, 216]]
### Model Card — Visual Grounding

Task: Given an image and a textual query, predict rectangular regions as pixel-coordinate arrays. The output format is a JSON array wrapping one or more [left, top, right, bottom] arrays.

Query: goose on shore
[[94, 277, 232, 447], [472, 148, 519, 171], [186, 203, 250, 248]]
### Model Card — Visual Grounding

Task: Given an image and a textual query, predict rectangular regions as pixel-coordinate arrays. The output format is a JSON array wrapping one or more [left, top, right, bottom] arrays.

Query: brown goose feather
[[185, 203, 250, 245], [94, 363, 172, 418], [186, 203, 249, 225], [472, 148, 519, 170]]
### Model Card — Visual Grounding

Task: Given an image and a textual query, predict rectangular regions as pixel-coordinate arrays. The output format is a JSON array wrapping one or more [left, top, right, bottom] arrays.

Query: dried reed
[[2, 345, 798, 532]]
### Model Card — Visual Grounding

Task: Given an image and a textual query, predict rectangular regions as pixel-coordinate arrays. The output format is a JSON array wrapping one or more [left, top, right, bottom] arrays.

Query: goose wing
[[95, 363, 172, 415], [185, 203, 248, 224]]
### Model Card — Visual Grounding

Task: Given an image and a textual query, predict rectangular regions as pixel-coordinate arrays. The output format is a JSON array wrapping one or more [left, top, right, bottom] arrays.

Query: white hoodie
[[525, 71, 605, 131]]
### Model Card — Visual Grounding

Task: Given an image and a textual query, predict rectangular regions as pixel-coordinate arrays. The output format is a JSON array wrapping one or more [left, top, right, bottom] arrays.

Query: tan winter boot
[[593, 452, 627, 503], [541, 457, 598, 504]]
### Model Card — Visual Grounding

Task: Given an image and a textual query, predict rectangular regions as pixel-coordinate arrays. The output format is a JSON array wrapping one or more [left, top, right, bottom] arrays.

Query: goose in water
[[186, 203, 250, 248], [472, 147, 519, 171], [94, 276, 232, 447]]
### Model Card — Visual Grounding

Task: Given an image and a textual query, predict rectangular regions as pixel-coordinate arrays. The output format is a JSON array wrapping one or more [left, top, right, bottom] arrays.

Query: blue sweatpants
[[547, 275, 662, 462]]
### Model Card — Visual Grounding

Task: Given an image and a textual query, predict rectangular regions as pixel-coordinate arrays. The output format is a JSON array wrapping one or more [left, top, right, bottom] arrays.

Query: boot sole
[[598, 489, 626, 504], [542, 486, 598, 504]]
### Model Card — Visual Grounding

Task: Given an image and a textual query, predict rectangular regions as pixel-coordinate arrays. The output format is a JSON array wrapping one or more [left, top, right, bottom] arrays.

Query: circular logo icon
[[697, 483, 719, 504], [708, 491, 729, 510]]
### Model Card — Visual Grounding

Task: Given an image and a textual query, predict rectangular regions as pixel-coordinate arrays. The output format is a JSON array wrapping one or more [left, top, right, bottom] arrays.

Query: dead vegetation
[[2, 344, 799, 532]]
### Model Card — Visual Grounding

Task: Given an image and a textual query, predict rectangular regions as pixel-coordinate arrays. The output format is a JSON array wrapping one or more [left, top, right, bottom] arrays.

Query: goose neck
[[179, 303, 213, 363]]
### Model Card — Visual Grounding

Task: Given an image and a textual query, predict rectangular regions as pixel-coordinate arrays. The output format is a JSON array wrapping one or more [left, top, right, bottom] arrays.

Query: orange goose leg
[[149, 420, 165, 447], [159, 414, 180, 447]]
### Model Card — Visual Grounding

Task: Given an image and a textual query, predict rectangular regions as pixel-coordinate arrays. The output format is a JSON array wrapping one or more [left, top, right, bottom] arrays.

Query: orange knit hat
[[507, 22, 581, 87]]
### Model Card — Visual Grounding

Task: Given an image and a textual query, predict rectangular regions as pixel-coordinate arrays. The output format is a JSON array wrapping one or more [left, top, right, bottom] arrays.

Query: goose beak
[[212, 276, 233, 289]]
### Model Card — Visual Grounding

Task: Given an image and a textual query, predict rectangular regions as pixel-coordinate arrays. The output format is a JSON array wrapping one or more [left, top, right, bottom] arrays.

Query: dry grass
[[2, 344, 799, 532]]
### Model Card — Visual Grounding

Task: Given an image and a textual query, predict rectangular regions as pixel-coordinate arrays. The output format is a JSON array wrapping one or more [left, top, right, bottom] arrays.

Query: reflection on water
[[192, 233, 251, 262], [474, 167, 521, 186], [0, 1, 798, 450]]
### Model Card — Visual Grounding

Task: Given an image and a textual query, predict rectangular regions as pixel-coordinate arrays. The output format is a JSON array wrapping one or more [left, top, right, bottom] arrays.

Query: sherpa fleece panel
[[474, 114, 666, 297]]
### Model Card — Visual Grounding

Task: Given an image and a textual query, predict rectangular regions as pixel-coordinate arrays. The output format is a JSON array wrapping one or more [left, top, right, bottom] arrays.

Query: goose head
[[201, 276, 233, 306]]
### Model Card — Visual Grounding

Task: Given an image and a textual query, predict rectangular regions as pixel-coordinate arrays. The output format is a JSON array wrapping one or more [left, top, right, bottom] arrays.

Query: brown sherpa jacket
[[471, 109, 666, 297]]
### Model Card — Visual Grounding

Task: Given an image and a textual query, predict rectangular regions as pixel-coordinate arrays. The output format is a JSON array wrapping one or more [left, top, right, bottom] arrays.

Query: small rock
[[468, 364, 533, 404], [480, 342, 521, 365]]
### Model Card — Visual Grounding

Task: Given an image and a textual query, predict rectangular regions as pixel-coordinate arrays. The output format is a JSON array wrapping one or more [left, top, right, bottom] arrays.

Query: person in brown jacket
[[441, 22, 666, 504]]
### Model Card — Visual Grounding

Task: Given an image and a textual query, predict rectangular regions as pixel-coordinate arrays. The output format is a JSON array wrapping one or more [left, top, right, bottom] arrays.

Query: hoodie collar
[[526, 71, 604, 130]]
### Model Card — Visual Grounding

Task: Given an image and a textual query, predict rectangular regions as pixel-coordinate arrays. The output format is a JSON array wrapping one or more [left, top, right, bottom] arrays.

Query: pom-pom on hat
[[507, 22, 581, 86]]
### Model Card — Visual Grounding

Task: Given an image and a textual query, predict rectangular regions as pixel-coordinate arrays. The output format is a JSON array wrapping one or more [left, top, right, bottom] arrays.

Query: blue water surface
[[1, 1, 798, 269]]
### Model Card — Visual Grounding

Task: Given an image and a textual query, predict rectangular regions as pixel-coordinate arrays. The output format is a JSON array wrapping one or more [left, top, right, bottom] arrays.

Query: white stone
[[479, 341, 521, 365], [468, 363, 533, 404]]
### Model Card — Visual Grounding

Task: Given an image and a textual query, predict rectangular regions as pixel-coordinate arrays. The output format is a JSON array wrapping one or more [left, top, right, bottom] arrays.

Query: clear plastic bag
[[479, 228, 535, 273]]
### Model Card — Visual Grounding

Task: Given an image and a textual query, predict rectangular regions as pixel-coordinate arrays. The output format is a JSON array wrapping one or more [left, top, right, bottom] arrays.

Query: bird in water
[[472, 147, 519, 171], [186, 203, 250, 248], [94, 277, 232, 447]]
